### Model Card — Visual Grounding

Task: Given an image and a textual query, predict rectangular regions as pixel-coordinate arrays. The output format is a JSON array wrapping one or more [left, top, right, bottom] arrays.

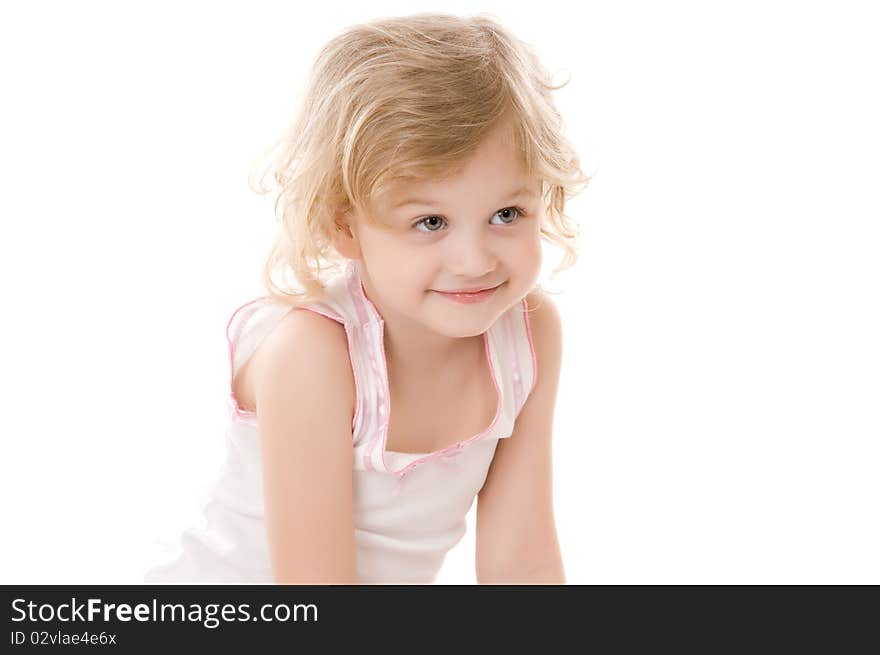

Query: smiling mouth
[[431, 283, 504, 304], [435, 283, 501, 294]]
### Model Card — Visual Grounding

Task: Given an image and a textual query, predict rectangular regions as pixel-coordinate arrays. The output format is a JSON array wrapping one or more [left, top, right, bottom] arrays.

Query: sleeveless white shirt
[[144, 260, 536, 584]]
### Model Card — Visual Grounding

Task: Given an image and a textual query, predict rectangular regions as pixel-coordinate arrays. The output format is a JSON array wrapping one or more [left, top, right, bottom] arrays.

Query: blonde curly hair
[[249, 12, 591, 306]]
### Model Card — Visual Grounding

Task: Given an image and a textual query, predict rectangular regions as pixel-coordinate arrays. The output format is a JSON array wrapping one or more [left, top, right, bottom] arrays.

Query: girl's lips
[[439, 286, 496, 293], [433, 283, 501, 304]]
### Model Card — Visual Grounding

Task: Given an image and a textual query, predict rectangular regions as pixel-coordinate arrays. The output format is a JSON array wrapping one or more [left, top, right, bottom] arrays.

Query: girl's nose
[[447, 233, 497, 279]]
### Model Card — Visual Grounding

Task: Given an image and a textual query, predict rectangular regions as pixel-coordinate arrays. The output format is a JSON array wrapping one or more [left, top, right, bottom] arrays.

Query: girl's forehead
[[380, 172, 540, 202], [370, 177, 443, 210], [379, 163, 535, 198]]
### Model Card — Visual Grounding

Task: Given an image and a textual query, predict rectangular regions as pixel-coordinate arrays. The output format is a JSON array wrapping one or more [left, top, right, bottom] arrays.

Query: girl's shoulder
[[522, 288, 561, 352], [227, 269, 354, 415], [231, 304, 354, 417]]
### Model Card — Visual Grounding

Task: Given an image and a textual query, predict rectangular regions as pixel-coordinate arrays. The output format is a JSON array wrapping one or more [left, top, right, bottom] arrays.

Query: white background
[[2, 0, 877, 584]]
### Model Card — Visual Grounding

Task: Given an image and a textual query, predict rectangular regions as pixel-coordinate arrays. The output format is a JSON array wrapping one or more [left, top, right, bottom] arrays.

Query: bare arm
[[252, 309, 358, 584], [475, 291, 565, 584]]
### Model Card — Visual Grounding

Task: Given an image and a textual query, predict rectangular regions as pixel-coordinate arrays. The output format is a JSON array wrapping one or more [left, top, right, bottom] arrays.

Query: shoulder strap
[[489, 298, 539, 417], [226, 296, 296, 386]]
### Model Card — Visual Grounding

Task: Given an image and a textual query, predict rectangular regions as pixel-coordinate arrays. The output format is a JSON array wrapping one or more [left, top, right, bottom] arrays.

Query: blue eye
[[412, 206, 526, 233], [489, 206, 524, 225], [414, 215, 446, 232]]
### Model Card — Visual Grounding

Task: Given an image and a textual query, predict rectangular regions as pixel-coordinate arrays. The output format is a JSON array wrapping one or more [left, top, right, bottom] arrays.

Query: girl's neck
[[383, 322, 483, 380]]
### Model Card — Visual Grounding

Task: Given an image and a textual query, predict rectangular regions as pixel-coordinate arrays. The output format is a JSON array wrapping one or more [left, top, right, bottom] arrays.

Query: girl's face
[[337, 123, 543, 339]]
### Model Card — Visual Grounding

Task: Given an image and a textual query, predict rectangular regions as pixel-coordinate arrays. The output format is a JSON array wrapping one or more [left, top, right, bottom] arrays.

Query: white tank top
[[144, 260, 537, 584]]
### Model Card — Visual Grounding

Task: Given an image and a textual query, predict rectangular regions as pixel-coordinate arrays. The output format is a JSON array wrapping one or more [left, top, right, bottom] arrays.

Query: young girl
[[144, 11, 590, 585]]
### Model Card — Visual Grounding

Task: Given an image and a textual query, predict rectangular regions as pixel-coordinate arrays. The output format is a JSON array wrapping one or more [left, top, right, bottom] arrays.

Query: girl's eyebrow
[[392, 186, 537, 210]]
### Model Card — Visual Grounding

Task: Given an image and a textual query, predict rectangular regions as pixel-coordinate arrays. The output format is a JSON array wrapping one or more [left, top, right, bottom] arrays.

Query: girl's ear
[[331, 214, 362, 260]]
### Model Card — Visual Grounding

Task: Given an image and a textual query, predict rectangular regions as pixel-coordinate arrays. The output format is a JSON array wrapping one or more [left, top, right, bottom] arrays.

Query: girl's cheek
[[517, 233, 542, 262]]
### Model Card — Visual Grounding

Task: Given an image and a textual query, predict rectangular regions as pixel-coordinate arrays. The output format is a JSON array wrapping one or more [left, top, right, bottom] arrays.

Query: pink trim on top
[[501, 309, 525, 413], [345, 261, 373, 327], [522, 298, 538, 396], [345, 263, 382, 472], [226, 296, 272, 421], [374, 318, 391, 474]]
